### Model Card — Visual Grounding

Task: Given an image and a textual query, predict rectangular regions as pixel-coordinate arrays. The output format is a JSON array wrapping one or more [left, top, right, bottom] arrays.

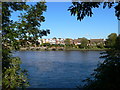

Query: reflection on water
[[13, 51, 103, 88]]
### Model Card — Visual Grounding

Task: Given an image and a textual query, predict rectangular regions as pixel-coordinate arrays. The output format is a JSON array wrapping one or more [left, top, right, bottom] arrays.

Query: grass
[[19, 47, 108, 51], [64, 46, 107, 50]]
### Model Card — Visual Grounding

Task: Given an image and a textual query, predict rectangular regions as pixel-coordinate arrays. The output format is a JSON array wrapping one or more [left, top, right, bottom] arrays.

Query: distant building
[[64, 38, 73, 45], [90, 39, 104, 43], [69, 39, 74, 44], [56, 38, 65, 45], [90, 39, 104, 46], [37, 38, 65, 45], [73, 38, 82, 45], [37, 38, 105, 46], [49, 38, 56, 44], [37, 39, 43, 45]]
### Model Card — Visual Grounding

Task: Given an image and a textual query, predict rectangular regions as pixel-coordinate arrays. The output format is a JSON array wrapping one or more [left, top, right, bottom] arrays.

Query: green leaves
[[64, 38, 71, 45], [2, 57, 29, 89], [82, 34, 120, 89], [106, 33, 117, 48], [2, 2, 50, 89], [115, 2, 120, 20], [68, 2, 119, 21], [68, 2, 101, 21], [14, 2, 50, 43]]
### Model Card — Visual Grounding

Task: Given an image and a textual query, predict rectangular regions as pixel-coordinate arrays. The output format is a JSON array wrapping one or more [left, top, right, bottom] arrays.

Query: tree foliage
[[80, 37, 88, 48], [68, 2, 120, 21], [106, 33, 117, 48], [81, 34, 120, 89], [97, 42, 104, 49], [2, 2, 50, 89], [68, 2, 120, 89], [64, 38, 71, 45], [41, 43, 50, 47]]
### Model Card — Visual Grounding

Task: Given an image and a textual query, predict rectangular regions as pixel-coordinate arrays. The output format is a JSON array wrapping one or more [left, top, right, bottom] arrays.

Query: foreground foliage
[[68, 2, 120, 21], [68, 2, 120, 89], [81, 35, 120, 89], [2, 2, 49, 89]]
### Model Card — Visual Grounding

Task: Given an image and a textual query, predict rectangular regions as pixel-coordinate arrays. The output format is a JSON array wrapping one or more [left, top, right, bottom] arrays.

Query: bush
[[81, 35, 120, 89]]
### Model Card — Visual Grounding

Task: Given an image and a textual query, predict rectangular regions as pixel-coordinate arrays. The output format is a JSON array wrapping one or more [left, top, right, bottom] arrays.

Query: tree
[[2, 2, 50, 89], [115, 34, 120, 49], [97, 42, 104, 49], [53, 37, 57, 39], [82, 35, 120, 89], [64, 38, 71, 45], [80, 37, 88, 49], [68, 2, 120, 21], [68, 1, 120, 89], [41, 43, 50, 47], [106, 33, 117, 48], [36, 41, 40, 47]]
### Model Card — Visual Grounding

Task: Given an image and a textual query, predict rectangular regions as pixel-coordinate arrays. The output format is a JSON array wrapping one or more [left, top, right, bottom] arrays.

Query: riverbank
[[65, 48, 107, 51], [19, 47, 108, 51]]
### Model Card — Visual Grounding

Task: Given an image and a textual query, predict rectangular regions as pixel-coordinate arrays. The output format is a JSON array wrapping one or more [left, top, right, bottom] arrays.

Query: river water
[[13, 51, 103, 88]]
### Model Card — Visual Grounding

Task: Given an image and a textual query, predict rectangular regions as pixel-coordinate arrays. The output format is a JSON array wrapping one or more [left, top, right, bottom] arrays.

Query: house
[[90, 39, 104, 46], [64, 38, 73, 45], [69, 39, 74, 44], [37, 39, 43, 45], [56, 38, 65, 45], [73, 38, 82, 45], [49, 38, 56, 44], [42, 39, 46, 43]]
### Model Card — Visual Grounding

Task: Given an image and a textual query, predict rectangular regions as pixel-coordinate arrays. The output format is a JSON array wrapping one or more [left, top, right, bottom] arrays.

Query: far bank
[[19, 47, 108, 51]]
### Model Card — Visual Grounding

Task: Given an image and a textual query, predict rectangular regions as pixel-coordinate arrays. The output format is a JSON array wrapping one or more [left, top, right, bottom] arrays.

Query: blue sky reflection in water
[[13, 51, 103, 88]]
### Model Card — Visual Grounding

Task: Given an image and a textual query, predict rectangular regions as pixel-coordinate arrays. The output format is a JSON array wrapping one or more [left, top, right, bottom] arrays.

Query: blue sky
[[11, 2, 118, 39]]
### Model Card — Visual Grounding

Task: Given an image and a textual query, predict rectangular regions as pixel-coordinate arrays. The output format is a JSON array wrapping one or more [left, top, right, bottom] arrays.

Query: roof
[[90, 39, 104, 42]]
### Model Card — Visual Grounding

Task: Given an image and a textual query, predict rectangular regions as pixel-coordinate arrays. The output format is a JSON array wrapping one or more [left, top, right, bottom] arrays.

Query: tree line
[[18, 33, 118, 50], [2, 2, 50, 89]]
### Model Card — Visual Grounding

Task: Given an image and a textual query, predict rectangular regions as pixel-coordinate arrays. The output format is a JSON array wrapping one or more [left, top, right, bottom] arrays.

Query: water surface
[[13, 51, 103, 88]]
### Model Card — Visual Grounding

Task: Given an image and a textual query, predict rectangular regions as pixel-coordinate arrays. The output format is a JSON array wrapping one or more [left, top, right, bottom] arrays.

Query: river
[[13, 51, 103, 88]]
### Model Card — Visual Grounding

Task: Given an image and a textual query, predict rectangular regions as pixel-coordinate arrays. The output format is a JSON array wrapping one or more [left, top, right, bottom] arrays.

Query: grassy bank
[[64, 48, 108, 51], [19, 47, 108, 51]]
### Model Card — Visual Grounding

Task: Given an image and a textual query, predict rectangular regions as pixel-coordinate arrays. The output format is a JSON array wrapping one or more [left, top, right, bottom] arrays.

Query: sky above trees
[[10, 2, 118, 39]]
